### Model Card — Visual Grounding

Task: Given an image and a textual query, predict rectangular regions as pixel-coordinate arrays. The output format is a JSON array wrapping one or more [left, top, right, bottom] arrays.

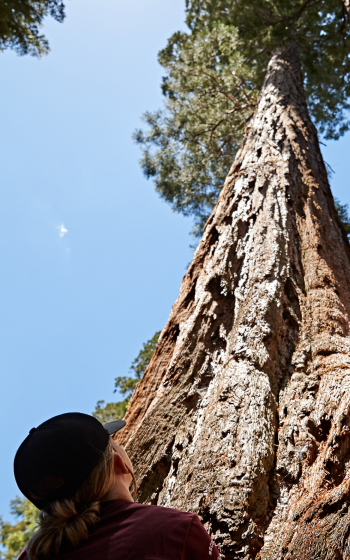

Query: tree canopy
[[134, 25, 257, 236], [0, 0, 65, 56], [136, 0, 350, 235], [185, 0, 350, 139]]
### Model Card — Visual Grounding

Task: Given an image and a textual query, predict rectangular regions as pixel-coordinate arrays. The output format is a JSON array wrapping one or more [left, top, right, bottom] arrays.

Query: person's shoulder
[[17, 548, 27, 560], [129, 502, 195, 525], [101, 500, 197, 534], [132, 502, 193, 517]]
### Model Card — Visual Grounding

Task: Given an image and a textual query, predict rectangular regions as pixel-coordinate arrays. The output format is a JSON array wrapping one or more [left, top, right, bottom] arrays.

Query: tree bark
[[344, 0, 350, 23], [117, 43, 350, 559]]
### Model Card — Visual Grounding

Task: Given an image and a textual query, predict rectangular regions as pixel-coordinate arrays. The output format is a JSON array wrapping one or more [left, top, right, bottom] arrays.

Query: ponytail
[[26, 439, 117, 559]]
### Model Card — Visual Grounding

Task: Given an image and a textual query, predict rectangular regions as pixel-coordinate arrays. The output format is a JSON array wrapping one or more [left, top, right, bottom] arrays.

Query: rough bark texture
[[117, 44, 350, 559], [344, 0, 350, 22]]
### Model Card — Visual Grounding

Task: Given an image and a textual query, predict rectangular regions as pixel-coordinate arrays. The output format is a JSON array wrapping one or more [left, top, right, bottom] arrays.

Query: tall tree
[[136, 0, 350, 237], [119, 35, 350, 560], [0, 0, 65, 56]]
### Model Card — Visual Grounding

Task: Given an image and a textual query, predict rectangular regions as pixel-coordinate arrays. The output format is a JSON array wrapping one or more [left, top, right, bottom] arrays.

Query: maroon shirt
[[18, 500, 221, 560]]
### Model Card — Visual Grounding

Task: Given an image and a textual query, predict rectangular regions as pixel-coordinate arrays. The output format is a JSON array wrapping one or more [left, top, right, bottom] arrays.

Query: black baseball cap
[[14, 412, 126, 510]]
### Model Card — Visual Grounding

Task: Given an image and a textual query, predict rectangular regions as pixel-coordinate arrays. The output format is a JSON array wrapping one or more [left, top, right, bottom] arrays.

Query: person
[[14, 412, 221, 560]]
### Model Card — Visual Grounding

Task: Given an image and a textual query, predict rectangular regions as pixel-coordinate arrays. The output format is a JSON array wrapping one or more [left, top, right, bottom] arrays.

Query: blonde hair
[[26, 439, 137, 560]]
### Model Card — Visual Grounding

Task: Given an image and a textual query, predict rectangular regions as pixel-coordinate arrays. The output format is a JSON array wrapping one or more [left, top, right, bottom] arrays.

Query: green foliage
[[92, 399, 129, 424], [136, 0, 350, 235], [113, 377, 139, 398], [0, 497, 38, 559], [0, 0, 65, 56], [93, 331, 161, 422], [185, 0, 350, 139], [335, 197, 350, 235], [128, 331, 161, 380], [134, 24, 257, 235]]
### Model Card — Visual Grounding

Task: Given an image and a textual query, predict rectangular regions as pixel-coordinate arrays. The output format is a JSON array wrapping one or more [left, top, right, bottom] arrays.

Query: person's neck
[[102, 482, 134, 503]]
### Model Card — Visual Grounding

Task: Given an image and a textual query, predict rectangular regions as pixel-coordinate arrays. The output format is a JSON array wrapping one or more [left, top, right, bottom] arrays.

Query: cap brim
[[103, 420, 126, 435]]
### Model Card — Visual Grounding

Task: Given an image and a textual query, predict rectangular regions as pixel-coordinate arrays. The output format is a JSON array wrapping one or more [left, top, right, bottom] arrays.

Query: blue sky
[[0, 0, 190, 517], [0, 0, 349, 521]]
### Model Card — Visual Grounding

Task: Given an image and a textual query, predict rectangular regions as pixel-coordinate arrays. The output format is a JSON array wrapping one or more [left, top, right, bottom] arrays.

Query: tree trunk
[[117, 43, 350, 559], [344, 0, 350, 23]]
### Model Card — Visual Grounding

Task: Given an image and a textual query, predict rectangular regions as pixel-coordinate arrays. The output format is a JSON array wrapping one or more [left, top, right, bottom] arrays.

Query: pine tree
[[134, 24, 258, 236], [120, 5, 350, 558], [136, 0, 350, 237], [0, 0, 65, 57]]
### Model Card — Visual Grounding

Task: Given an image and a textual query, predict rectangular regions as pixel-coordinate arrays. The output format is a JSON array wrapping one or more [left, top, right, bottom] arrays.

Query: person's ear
[[113, 453, 130, 475]]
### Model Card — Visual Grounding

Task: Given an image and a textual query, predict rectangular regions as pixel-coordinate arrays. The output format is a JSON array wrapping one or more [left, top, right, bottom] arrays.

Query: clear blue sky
[[0, 0, 190, 517], [0, 0, 349, 521]]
